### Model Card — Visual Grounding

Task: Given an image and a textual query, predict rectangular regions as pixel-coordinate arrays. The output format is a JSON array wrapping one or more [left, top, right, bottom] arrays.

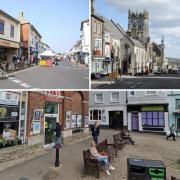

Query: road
[[0, 61, 89, 89], [92, 75, 180, 89]]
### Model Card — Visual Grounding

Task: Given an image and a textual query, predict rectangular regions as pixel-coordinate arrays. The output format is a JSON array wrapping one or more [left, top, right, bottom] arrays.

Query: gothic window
[[138, 25, 142, 31], [133, 23, 136, 29], [125, 44, 129, 56]]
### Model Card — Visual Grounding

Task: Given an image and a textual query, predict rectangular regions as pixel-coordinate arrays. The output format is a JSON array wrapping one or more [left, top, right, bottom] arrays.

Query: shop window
[[0, 20, 5, 34], [10, 25, 14, 38], [95, 39, 101, 48], [176, 99, 180, 109], [45, 102, 58, 114], [95, 94, 103, 103], [111, 92, 120, 102], [90, 110, 102, 121], [142, 111, 165, 127]]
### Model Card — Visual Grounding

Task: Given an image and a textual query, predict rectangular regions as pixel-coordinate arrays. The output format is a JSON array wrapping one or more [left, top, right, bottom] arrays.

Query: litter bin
[[127, 158, 166, 180]]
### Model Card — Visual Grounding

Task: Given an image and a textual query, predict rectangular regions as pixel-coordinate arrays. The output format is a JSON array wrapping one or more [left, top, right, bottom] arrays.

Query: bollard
[[55, 143, 60, 167]]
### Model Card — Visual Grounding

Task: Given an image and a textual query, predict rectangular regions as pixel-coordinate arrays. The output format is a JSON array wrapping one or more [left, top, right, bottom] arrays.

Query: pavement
[[92, 74, 180, 89], [0, 130, 179, 180], [0, 61, 89, 89]]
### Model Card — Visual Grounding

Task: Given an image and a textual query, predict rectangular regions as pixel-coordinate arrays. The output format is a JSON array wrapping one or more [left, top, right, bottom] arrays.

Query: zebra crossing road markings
[[20, 83, 32, 88], [8, 77, 35, 89]]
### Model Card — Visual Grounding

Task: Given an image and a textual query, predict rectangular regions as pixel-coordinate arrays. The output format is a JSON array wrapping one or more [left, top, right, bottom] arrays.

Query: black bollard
[[55, 145, 60, 167]]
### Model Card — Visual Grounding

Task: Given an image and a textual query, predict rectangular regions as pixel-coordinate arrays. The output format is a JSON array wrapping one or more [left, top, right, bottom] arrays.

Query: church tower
[[128, 9, 149, 42]]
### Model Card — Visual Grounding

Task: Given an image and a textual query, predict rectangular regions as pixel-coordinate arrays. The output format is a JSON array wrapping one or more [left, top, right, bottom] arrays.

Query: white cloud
[[104, 0, 180, 58]]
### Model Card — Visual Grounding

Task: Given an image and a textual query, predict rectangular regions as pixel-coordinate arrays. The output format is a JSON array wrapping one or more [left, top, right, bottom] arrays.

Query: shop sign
[[0, 92, 19, 106], [33, 121, 41, 134], [46, 91, 61, 97], [0, 39, 19, 48], [141, 106, 164, 111]]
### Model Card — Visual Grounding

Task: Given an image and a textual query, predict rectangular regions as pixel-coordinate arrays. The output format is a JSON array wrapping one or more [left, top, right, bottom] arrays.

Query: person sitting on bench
[[122, 128, 135, 145], [90, 141, 115, 176]]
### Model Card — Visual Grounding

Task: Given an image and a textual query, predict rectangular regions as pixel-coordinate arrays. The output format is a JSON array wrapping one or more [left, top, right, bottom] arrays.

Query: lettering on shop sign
[[46, 91, 61, 97]]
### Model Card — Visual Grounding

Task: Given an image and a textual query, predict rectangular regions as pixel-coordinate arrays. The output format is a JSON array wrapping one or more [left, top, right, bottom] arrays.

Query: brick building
[[26, 91, 89, 146]]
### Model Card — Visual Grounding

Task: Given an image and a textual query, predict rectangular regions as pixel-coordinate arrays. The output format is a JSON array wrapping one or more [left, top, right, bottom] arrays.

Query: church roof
[[129, 37, 144, 48]]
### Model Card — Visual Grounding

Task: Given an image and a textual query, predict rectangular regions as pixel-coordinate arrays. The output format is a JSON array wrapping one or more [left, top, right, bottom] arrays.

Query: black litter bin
[[127, 158, 166, 180]]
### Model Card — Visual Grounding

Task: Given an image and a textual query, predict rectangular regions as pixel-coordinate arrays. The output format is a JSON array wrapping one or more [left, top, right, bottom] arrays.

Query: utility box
[[127, 158, 166, 180]]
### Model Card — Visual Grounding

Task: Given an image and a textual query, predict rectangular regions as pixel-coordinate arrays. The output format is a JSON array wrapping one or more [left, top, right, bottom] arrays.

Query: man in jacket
[[90, 121, 100, 145]]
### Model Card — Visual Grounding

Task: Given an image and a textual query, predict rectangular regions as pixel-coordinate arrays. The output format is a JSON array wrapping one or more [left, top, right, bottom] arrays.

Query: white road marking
[[8, 77, 16, 80], [20, 83, 32, 88], [12, 79, 22, 84]]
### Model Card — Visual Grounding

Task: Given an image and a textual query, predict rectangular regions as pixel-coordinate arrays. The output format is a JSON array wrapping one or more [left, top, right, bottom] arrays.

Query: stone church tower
[[127, 9, 149, 43]]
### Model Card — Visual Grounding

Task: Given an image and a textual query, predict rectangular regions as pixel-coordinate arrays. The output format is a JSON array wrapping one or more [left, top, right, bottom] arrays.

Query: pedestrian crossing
[[8, 77, 40, 89]]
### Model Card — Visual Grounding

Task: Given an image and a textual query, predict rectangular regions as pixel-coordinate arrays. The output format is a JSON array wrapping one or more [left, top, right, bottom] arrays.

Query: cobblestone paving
[[79, 130, 180, 180]]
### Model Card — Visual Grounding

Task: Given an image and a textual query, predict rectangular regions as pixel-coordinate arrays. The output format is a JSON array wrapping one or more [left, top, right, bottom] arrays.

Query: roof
[[130, 37, 144, 48], [101, 16, 124, 40], [30, 24, 42, 38], [80, 19, 89, 31], [0, 9, 20, 24]]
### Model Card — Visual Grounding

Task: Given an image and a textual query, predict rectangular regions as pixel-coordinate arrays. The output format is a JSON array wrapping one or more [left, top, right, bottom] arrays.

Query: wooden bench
[[113, 133, 129, 150], [83, 149, 105, 178], [97, 139, 117, 159]]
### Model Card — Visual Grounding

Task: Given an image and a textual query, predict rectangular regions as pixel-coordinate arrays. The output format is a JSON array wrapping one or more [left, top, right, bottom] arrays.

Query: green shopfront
[[44, 101, 59, 146], [128, 104, 169, 133]]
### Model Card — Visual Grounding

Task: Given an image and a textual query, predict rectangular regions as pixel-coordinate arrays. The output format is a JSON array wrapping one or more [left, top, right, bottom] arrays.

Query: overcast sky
[[95, 0, 180, 58]]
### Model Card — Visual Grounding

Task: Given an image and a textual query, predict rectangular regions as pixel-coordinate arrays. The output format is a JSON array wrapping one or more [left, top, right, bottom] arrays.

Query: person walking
[[90, 121, 100, 145], [167, 124, 176, 141], [55, 122, 62, 146]]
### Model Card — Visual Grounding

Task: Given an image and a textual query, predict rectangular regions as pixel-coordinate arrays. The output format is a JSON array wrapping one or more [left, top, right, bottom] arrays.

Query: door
[[109, 111, 123, 129], [131, 112, 139, 131], [45, 116, 56, 145]]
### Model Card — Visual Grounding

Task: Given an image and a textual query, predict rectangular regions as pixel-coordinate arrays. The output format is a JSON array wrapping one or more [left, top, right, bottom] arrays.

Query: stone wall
[[0, 143, 43, 165]]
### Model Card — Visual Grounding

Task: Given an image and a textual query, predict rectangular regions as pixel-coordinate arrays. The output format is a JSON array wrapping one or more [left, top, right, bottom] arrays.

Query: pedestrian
[[121, 128, 135, 145], [54, 122, 62, 147], [167, 124, 176, 141], [90, 121, 100, 145], [90, 141, 115, 176]]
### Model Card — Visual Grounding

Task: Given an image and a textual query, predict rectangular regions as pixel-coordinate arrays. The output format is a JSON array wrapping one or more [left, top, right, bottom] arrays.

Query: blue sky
[[1, 0, 89, 53], [95, 0, 180, 58]]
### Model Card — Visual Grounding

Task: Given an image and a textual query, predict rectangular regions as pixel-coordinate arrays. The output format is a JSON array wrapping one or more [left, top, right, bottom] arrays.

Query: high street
[[0, 61, 89, 89]]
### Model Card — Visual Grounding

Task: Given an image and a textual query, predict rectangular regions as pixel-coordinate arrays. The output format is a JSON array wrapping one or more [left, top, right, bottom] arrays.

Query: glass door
[[45, 116, 56, 145]]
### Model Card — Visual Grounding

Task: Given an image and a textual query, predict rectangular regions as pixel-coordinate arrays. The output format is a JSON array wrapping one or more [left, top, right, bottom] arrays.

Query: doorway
[[44, 116, 57, 145], [131, 112, 139, 131], [109, 111, 123, 129]]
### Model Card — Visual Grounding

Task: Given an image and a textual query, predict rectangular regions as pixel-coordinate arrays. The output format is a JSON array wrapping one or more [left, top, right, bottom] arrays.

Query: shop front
[[0, 91, 20, 139], [128, 104, 169, 133], [0, 39, 20, 71], [44, 101, 59, 147]]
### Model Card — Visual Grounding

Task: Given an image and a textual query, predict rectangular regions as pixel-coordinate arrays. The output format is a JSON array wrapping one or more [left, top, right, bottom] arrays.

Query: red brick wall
[[21, 24, 29, 42], [27, 92, 45, 137]]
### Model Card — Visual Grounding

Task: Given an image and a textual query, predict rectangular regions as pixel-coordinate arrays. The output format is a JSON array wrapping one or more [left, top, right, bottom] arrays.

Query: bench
[[97, 139, 117, 159], [83, 149, 105, 178], [113, 133, 129, 150]]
